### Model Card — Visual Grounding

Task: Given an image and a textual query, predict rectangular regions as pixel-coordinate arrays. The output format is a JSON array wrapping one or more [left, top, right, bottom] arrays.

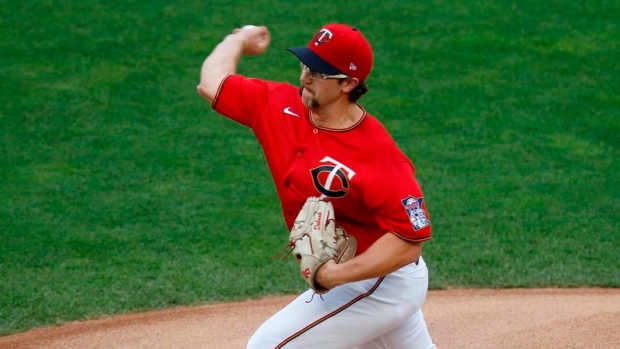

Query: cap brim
[[287, 47, 343, 75]]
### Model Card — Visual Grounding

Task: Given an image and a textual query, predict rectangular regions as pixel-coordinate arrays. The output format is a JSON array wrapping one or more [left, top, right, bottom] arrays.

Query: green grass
[[1, 0, 618, 337]]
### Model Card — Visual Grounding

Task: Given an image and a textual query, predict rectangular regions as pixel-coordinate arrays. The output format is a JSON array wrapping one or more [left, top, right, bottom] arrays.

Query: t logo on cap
[[315, 29, 333, 46]]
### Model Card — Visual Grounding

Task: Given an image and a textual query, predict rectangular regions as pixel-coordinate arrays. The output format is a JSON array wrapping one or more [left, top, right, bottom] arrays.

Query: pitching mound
[[1, 288, 618, 349]]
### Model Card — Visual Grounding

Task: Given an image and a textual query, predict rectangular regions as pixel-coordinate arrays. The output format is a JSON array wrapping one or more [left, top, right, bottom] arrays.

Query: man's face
[[298, 67, 345, 110]]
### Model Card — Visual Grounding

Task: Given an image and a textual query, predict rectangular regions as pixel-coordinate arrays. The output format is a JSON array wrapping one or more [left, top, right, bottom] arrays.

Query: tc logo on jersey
[[401, 196, 431, 231], [310, 156, 356, 198]]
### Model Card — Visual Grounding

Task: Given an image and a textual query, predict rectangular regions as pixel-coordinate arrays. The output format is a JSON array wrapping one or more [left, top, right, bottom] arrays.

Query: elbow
[[404, 241, 423, 265], [196, 83, 214, 104]]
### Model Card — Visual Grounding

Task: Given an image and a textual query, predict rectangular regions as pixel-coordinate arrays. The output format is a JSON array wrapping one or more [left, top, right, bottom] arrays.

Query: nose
[[300, 69, 313, 84]]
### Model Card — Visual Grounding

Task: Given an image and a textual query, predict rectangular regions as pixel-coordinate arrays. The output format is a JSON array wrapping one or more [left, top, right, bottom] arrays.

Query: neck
[[310, 103, 363, 129]]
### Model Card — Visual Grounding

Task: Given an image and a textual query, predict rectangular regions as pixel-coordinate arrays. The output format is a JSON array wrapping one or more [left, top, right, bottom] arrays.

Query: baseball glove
[[275, 196, 357, 294]]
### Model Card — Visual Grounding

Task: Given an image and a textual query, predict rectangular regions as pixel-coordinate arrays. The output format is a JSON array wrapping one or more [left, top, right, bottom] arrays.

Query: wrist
[[224, 33, 245, 45], [318, 260, 348, 289]]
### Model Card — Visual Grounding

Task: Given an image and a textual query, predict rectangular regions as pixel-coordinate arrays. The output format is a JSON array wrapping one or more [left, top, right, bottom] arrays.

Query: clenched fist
[[232, 25, 270, 56]]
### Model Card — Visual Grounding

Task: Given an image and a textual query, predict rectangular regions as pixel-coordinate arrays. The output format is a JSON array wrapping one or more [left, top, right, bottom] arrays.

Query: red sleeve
[[364, 161, 432, 242], [211, 74, 269, 128]]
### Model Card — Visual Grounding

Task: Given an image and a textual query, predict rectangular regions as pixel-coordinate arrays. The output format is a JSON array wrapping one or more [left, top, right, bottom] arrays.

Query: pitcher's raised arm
[[196, 25, 270, 103]]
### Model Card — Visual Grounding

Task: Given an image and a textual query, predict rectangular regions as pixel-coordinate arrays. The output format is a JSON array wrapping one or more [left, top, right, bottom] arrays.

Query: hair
[[339, 79, 368, 102], [349, 81, 369, 102]]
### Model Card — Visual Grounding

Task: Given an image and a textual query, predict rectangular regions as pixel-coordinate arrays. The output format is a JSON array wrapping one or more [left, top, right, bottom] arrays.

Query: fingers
[[234, 24, 267, 39], [250, 25, 270, 46], [233, 25, 270, 56]]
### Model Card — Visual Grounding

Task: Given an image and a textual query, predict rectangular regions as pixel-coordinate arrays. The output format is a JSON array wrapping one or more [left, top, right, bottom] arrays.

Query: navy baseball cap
[[287, 24, 373, 81]]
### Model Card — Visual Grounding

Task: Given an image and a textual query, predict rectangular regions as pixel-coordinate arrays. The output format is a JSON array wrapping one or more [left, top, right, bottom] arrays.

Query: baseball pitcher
[[197, 23, 437, 349]]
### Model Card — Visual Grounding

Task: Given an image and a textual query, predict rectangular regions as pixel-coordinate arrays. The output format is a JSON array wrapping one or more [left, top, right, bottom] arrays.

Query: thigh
[[247, 260, 430, 349], [357, 309, 437, 349], [247, 281, 383, 349]]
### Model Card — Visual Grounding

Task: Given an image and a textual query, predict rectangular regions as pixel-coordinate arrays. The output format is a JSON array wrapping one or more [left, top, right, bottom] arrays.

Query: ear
[[341, 78, 360, 93]]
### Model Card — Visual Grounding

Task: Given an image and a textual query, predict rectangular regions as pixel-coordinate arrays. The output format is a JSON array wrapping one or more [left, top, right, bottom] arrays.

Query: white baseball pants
[[246, 257, 437, 349]]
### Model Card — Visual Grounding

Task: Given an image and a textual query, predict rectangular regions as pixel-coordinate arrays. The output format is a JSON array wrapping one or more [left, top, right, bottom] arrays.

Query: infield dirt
[[1, 288, 618, 349]]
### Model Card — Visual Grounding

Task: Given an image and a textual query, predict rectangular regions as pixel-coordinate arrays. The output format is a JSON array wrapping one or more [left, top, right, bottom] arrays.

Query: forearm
[[196, 25, 270, 104], [197, 34, 244, 103], [317, 233, 422, 288]]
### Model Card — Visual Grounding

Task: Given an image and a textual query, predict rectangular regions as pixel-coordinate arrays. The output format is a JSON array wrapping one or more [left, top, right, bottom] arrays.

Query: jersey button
[[313, 129, 319, 134], [297, 152, 302, 157]]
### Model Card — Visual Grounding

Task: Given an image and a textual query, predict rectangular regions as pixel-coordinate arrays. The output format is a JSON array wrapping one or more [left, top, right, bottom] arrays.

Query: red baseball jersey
[[212, 75, 432, 253]]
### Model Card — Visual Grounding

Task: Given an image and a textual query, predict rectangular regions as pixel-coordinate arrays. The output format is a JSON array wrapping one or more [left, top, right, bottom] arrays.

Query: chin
[[299, 86, 320, 109], [301, 98, 313, 109], [299, 90, 311, 105]]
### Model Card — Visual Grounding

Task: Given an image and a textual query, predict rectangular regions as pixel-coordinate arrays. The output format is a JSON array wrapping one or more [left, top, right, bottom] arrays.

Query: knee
[[245, 337, 256, 349], [246, 326, 280, 349], [245, 335, 262, 349], [245, 333, 263, 349]]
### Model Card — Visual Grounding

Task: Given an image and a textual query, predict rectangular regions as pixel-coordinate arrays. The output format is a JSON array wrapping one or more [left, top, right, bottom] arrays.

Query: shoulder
[[359, 113, 410, 161], [358, 113, 395, 142], [213, 75, 302, 127], [220, 75, 297, 94], [214, 75, 300, 112]]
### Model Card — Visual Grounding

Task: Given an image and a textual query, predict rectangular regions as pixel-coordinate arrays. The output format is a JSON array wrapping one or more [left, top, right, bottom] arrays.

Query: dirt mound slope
[[1, 288, 618, 349]]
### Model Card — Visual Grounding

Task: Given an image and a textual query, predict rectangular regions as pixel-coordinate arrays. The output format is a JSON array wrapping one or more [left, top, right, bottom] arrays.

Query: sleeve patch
[[401, 196, 431, 231]]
